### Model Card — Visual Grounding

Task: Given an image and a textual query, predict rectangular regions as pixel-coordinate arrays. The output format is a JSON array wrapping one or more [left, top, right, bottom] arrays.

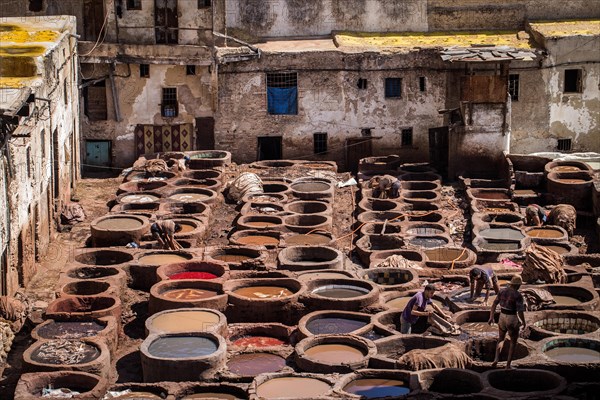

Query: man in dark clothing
[[488, 275, 526, 369], [401, 284, 450, 334], [525, 204, 548, 227], [469, 266, 500, 305]]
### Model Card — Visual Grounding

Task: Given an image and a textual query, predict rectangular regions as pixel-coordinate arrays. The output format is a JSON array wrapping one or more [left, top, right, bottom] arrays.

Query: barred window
[[267, 72, 298, 115], [508, 74, 519, 101], [140, 64, 150, 78], [385, 78, 402, 98], [161, 88, 178, 117], [557, 138, 572, 152], [127, 0, 141, 10]]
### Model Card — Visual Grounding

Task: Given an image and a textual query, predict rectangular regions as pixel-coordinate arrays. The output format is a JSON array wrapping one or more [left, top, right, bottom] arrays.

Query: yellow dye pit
[[335, 30, 532, 49], [529, 20, 600, 38]]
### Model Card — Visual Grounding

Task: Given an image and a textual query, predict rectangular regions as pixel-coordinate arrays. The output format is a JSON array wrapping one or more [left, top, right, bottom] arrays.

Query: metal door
[[86, 140, 111, 168], [428, 127, 449, 178], [155, 0, 178, 44]]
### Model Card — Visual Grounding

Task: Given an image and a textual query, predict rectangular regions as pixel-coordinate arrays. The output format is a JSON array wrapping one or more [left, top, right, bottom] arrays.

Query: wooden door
[[155, 0, 178, 44], [345, 137, 372, 173], [83, 0, 104, 41], [428, 127, 449, 178], [196, 117, 215, 150]]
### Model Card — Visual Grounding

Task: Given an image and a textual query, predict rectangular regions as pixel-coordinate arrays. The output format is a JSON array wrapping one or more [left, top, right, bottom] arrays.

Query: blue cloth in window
[[268, 86, 297, 115]]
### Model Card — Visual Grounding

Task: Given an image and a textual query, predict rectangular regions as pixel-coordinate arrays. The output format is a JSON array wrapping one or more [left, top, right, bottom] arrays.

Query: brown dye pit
[[343, 379, 410, 398], [304, 344, 365, 363], [236, 235, 279, 246], [479, 228, 524, 240], [527, 228, 564, 238], [151, 310, 220, 333], [245, 221, 278, 228], [513, 189, 537, 196], [233, 286, 293, 299], [299, 272, 350, 280], [31, 341, 100, 365], [178, 223, 196, 233], [256, 377, 331, 398], [541, 245, 569, 255], [545, 347, 600, 363], [285, 234, 331, 246], [120, 194, 159, 204], [169, 193, 210, 202], [406, 227, 444, 235], [453, 291, 496, 304], [553, 166, 582, 172], [485, 207, 511, 213], [424, 248, 468, 262], [557, 179, 588, 184], [182, 394, 240, 400], [231, 336, 285, 348], [36, 321, 105, 339], [227, 352, 286, 376], [138, 254, 189, 264], [163, 289, 218, 300], [212, 254, 253, 263], [479, 241, 520, 251], [247, 195, 283, 203], [474, 192, 510, 200], [552, 295, 582, 306], [96, 217, 143, 230], [112, 392, 162, 399], [293, 182, 330, 192]]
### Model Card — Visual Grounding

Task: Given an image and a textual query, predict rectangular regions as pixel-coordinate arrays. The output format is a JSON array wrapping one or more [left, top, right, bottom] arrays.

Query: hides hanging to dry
[[521, 243, 567, 284], [0, 295, 28, 333], [521, 287, 556, 311], [227, 173, 263, 202], [143, 159, 169, 175], [60, 203, 86, 225], [375, 255, 421, 270], [396, 343, 471, 371]]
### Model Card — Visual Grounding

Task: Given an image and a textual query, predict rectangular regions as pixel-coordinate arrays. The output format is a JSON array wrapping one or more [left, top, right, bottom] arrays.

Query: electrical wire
[[80, 8, 111, 57]]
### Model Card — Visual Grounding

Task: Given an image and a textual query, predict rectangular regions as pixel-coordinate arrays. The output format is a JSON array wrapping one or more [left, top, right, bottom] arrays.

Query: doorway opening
[[257, 136, 282, 161]]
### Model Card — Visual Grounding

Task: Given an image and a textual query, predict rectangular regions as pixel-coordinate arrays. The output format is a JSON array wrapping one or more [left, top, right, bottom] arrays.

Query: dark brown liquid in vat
[[245, 221, 278, 228], [527, 228, 563, 238], [226, 352, 286, 376], [474, 192, 509, 200], [285, 233, 331, 245], [236, 235, 279, 246]]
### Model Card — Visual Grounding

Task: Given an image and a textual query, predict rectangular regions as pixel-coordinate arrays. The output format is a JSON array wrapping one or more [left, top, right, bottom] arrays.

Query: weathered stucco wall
[[225, 0, 428, 39], [81, 62, 214, 167], [0, 17, 80, 295], [215, 50, 446, 169]]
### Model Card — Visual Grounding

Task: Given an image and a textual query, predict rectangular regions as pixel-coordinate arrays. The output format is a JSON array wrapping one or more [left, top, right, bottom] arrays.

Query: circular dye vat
[[527, 228, 564, 238], [306, 317, 367, 335], [212, 254, 253, 263], [285, 233, 331, 246], [473, 192, 510, 200], [256, 377, 331, 399], [298, 271, 352, 281], [478, 228, 525, 240], [557, 178, 588, 183], [231, 336, 285, 348], [552, 295, 582, 306], [461, 322, 498, 337], [227, 353, 286, 376], [150, 310, 220, 333], [292, 182, 330, 192], [120, 194, 159, 204], [409, 237, 448, 248], [235, 235, 279, 246], [110, 392, 162, 399], [148, 336, 218, 358], [453, 290, 496, 304], [233, 286, 293, 299], [181, 394, 240, 400], [31, 340, 100, 365], [178, 222, 197, 233], [545, 346, 599, 363], [478, 240, 521, 251], [36, 321, 104, 339], [162, 288, 218, 300], [552, 165, 582, 172], [312, 285, 369, 298], [424, 248, 469, 262], [386, 296, 444, 310], [343, 379, 410, 398], [138, 253, 190, 265], [169, 193, 210, 202], [304, 344, 365, 363], [169, 272, 218, 280], [245, 221, 279, 228], [95, 216, 144, 230]]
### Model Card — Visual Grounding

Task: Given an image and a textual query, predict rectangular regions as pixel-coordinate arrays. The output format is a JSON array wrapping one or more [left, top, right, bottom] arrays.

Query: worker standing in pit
[[151, 220, 183, 250]]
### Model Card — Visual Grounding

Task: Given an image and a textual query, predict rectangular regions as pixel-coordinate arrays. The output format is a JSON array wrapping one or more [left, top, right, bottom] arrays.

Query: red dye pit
[[232, 336, 285, 347], [169, 272, 218, 280]]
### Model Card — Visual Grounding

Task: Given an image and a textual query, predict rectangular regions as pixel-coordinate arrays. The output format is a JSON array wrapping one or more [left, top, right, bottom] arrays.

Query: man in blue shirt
[[401, 284, 449, 334]]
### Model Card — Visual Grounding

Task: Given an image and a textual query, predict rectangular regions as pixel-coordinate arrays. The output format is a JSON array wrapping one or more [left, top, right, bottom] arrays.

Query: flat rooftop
[[529, 19, 600, 38]]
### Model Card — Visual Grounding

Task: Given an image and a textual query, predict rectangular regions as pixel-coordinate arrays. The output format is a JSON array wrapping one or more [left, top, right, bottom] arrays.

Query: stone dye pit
[[9, 154, 600, 400]]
